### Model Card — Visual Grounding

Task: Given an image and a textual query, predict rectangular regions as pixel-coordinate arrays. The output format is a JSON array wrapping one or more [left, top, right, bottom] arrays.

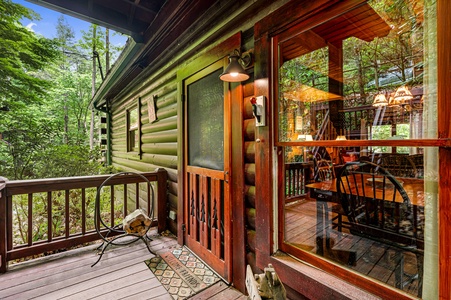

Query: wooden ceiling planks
[[281, 3, 391, 62]]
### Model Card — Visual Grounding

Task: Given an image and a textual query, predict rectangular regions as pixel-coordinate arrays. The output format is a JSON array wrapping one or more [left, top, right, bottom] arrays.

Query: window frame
[[126, 99, 141, 155], [253, 1, 451, 299]]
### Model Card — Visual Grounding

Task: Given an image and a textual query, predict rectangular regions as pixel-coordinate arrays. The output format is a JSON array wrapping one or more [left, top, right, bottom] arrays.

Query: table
[[306, 176, 424, 258]]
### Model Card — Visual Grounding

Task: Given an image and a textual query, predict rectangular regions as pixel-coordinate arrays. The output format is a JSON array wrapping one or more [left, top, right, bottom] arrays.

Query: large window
[[276, 1, 438, 298]]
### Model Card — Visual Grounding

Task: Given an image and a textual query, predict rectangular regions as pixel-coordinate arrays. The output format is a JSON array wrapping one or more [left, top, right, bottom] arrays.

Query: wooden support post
[[328, 41, 344, 135], [156, 168, 168, 233], [0, 177, 8, 273]]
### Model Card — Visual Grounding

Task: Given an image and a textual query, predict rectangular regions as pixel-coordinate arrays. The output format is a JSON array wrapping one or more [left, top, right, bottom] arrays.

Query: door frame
[[176, 32, 244, 285], [182, 59, 232, 281]]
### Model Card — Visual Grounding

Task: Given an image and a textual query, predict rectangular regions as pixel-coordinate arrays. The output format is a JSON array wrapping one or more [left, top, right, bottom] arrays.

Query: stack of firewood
[[123, 209, 152, 236]]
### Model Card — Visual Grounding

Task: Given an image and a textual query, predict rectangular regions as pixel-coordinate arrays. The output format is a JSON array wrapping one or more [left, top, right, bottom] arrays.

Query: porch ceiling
[[27, 0, 168, 42], [281, 3, 391, 62]]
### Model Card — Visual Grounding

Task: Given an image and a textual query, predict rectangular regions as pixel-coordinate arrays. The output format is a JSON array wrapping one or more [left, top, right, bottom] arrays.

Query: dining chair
[[409, 154, 424, 178], [376, 153, 418, 178], [336, 161, 423, 297], [312, 158, 347, 233]]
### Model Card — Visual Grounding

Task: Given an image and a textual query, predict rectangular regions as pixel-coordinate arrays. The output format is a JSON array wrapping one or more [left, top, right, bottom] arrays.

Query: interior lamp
[[392, 85, 413, 106], [297, 134, 313, 141], [372, 94, 388, 107], [336, 135, 347, 140], [219, 49, 251, 82]]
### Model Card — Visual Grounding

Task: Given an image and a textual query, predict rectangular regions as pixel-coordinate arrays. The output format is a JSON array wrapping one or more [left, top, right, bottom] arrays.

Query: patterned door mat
[[145, 247, 222, 299]]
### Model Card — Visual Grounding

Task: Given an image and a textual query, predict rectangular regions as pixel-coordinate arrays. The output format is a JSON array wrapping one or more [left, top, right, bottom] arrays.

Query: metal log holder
[[92, 172, 155, 267]]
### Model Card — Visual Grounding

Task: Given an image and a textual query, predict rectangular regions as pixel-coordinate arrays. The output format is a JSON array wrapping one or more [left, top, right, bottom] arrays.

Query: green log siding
[[110, 70, 179, 232]]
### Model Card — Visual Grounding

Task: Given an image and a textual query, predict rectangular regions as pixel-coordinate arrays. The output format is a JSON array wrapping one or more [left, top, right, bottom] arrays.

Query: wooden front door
[[183, 59, 232, 282]]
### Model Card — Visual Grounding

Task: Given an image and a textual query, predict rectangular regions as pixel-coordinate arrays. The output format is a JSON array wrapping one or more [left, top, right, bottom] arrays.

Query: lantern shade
[[392, 85, 413, 105], [219, 55, 249, 82], [373, 94, 388, 107], [297, 134, 313, 141]]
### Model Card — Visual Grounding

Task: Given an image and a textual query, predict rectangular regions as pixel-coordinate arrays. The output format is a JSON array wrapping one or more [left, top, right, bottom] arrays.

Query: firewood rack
[[92, 172, 155, 267]]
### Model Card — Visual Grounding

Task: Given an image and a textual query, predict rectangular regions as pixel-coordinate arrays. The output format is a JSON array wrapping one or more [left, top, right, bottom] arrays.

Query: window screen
[[187, 68, 224, 170]]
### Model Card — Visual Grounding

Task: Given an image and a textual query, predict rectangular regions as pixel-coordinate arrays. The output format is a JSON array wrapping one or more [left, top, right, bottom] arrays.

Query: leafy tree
[[0, 0, 58, 109]]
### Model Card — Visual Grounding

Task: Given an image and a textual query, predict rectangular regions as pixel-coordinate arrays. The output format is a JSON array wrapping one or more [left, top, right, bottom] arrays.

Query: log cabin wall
[[107, 2, 290, 240], [243, 78, 258, 274], [110, 70, 179, 233]]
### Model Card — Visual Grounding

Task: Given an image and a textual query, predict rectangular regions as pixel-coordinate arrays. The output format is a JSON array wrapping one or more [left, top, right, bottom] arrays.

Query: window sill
[[269, 252, 381, 300]]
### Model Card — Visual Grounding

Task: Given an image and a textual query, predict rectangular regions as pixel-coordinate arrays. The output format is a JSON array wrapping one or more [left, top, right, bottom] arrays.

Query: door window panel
[[187, 68, 224, 171]]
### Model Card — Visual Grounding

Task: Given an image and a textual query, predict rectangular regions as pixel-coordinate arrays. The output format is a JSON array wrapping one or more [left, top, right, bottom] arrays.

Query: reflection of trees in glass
[[279, 48, 328, 141], [279, 0, 424, 141], [371, 125, 392, 152], [343, 0, 424, 104]]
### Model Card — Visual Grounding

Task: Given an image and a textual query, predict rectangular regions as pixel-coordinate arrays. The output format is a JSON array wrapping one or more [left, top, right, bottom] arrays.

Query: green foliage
[[0, 4, 124, 180], [34, 145, 116, 178], [0, 0, 59, 107]]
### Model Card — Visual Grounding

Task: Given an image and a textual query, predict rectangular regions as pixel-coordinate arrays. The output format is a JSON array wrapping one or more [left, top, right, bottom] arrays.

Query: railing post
[[156, 168, 168, 233], [0, 176, 8, 273]]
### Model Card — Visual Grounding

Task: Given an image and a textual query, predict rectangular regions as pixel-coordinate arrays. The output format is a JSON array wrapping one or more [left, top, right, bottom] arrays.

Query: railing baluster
[[65, 190, 70, 238], [135, 182, 139, 210], [28, 194, 33, 246], [124, 184, 128, 216], [111, 186, 115, 228], [82, 188, 86, 235], [47, 192, 52, 242], [96, 186, 101, 231]]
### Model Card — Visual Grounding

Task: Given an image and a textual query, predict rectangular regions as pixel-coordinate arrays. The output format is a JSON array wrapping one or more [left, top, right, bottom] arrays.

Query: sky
[[12, 0, 128, 47]]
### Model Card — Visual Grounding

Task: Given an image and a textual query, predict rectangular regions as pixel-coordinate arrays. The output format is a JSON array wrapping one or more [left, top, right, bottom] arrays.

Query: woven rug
[[145, 246, 222, 299]]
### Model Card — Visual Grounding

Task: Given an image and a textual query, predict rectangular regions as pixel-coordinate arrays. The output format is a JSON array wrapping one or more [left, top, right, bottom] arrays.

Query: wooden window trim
[[126, 100, 142, 156]]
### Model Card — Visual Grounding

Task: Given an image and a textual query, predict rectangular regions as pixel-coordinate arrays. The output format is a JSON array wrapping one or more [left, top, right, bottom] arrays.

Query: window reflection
[[278, 0, 435, 297]]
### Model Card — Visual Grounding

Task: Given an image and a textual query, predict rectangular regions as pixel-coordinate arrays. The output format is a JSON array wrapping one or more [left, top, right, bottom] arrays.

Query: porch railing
[[285, 162, 312, 200], [0, 169, 168, 273]]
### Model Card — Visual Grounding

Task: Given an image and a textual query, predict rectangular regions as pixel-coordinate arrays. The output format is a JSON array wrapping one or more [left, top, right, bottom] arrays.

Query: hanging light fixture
[[219, 49, 251, 82], [392, 85, 413, 106], [297, 134, 313, 141], [372, 93, 388, 107]]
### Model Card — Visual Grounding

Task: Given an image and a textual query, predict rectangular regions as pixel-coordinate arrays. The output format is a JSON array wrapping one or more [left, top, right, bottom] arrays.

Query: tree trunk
[[90, 28, 97, 149]]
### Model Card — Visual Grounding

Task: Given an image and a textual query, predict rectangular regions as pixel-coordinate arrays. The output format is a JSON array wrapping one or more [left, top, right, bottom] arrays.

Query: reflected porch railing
[[285, 162, 312, 200], [0, 169, 168, 273]]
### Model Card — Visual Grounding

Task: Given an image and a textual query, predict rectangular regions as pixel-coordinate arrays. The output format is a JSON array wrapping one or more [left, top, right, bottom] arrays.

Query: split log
[[246, 208, 256, 229], [123, 209, 152, 236]]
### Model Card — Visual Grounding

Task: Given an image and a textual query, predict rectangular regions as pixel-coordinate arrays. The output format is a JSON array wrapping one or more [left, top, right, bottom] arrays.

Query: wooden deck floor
[[0, 229, 246, 300], [284, 198, 421, 297]]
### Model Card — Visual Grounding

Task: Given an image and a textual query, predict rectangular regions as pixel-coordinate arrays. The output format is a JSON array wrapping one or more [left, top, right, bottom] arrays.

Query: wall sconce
[[336, 135, 347, 140], [219, 49, 251, 82], [372, 93, 388, 107]]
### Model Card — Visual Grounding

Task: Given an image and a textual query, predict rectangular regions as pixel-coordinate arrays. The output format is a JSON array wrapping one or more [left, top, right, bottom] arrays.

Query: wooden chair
[[312, 159, 348, 233], [409, 154, 424, 178], [375, 153, 418, 178], [336, 161, 423, 297]]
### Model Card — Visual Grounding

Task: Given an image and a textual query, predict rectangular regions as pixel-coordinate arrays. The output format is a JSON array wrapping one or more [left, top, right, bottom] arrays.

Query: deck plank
[[1, 247, 155, 299], [0, 229, 245, 300], [34, 263, 156, 299], [0, 229, 183, 300]]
